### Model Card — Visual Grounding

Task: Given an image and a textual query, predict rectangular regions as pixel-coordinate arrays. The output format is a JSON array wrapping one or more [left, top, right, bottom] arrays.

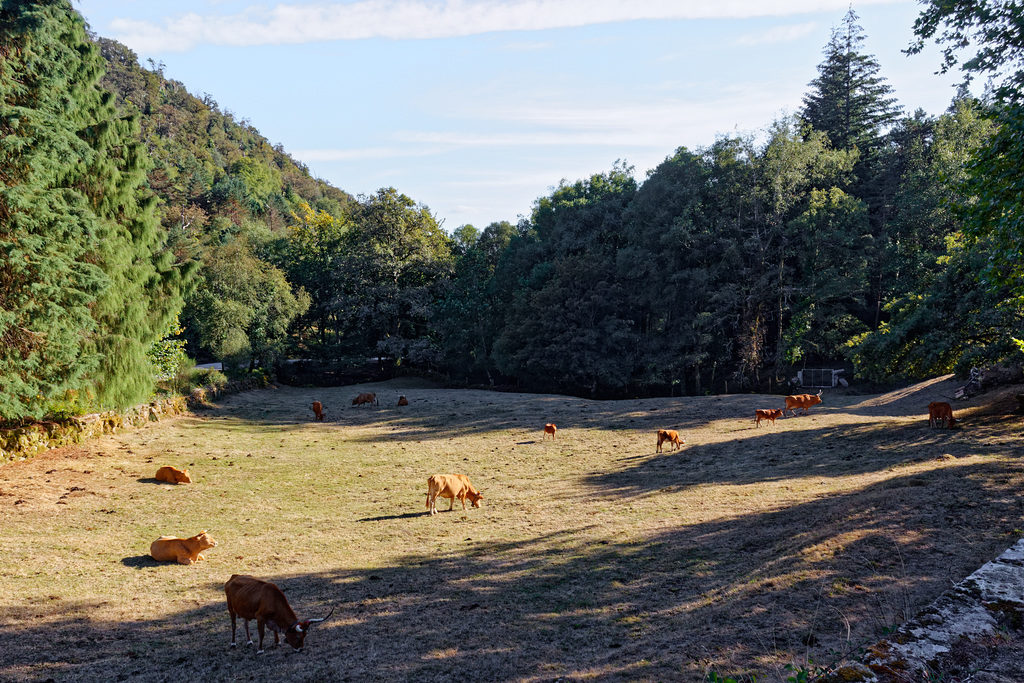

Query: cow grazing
[[543, 423, 557, 440], [155, 465, 192, 484], [150, 530, 218, 565], [225, 574, 333, 654], [755, 409, 784, 427], [311, 401, 325, 422], [656, 429, 684, 453], [784, 390, 823, 416], [425, 474, 483, 515], [397, 395, 409, 407], [352, 392, 378, 407], [928, 401, 957, 429]]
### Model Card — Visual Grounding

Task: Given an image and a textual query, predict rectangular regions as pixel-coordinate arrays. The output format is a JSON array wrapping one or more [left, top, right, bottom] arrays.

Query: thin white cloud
[[291, 79, 806, 173], [109, 0, 904, 52], [735, 21, 817, 46]]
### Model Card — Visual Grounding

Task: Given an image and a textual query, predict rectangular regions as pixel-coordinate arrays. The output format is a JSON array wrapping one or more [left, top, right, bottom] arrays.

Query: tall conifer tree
[[801, 9, 900, 157], [0, 0, 187, 417]]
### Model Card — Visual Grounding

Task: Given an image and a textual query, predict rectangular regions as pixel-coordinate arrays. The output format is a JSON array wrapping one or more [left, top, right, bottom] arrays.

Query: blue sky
[[74, 0, 964, 231]]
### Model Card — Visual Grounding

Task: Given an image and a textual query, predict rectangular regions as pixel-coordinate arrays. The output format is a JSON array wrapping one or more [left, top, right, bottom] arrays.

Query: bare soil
[[0, 376, 1022, 682]]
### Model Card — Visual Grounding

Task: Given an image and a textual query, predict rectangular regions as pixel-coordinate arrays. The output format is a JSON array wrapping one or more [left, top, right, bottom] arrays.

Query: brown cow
[[155, 466, 192, 484], [425, 474, 483, 515], [543, 423, 557, 440], [928, 401, 957, 429], [784, 390, 823, 416], [754, 409, 784, 427], [311, 401, 325, 422], [656, 429, 684, 452], [225, 574, 333, 654], [150, 530, 218, 565], [397, 395, 409, 407], [352, 392, 378, 407]]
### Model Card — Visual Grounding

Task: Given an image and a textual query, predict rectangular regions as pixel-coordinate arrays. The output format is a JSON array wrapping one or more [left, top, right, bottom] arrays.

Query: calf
[[755, 409, 784, 427], [543, 423, 557, 440], [656, 429, 684, 453], [928, 401, 957, 429], [150, 530, 218, 565], [784, 390, 823, 416], [225, 574, 333, 654], [352, 392, 378, 407], [155, 466, 192, 484], [311, 401, 325, 422], [425, 474, 483, 515], [397, 395, 409, 406]]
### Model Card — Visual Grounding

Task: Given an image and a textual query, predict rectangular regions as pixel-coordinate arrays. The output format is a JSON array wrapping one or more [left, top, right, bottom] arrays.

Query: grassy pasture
[[0, 376, 1022, 682]]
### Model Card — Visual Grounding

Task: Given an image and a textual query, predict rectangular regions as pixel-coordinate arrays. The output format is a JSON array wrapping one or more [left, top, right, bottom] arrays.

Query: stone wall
[[0, 397, 190, 464], [0, 375, 265, 464]]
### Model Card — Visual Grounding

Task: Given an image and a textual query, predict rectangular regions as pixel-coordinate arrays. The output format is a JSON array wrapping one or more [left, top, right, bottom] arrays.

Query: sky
[[74, 0, 965, 231]]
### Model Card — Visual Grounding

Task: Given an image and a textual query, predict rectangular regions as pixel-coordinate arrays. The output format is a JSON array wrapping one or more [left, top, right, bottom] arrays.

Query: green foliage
[[430, 221, 516, 384], [909, 0, 1024, 355], [156, 364, 227, 397], [852, 235, 1024, 379], [491, 164, 638, 395], [183, 237, 309, 372], [0, 0, 189, 418], [147, 314, 189, 382], [331, 188, 454, 365], [0, 2, 1004, 406]]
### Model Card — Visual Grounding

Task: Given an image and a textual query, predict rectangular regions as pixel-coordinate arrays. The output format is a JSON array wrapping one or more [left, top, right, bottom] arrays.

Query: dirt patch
[[0, 377, 1021, 682]]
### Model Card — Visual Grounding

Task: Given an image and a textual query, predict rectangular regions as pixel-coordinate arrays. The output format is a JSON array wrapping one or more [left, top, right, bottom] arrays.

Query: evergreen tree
[[800, 9, 900, 158], [0, 0, 189, 417]]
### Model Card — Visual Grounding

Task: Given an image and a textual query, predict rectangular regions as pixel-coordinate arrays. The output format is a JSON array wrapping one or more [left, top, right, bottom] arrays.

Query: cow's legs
[[230, 611, 237, 647], [257, 620, 266, 654], [448, 496, 455, 511], [243, 619, 253, 646]]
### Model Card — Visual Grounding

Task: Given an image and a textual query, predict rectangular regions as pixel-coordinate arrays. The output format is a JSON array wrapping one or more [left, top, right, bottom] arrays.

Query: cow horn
[[306, 607, 335, 624]]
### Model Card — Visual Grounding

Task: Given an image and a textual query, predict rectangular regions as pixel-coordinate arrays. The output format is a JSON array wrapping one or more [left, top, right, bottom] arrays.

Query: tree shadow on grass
[[581, 412, 993, 500], [4, 459, 1022, 683]]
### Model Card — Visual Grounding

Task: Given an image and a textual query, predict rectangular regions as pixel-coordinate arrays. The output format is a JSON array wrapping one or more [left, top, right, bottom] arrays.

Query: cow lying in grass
[[155, 466, 192, 484], [425, 474, 482, 515], [150, 531, 218, 565]]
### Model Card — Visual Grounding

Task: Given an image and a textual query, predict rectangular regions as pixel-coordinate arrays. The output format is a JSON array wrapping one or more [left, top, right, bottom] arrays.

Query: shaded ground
[[0, 376, 1021, 682]]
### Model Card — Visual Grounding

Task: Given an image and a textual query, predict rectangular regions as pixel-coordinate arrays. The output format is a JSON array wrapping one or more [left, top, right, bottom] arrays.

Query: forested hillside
[[1, 0, 1021, 421]]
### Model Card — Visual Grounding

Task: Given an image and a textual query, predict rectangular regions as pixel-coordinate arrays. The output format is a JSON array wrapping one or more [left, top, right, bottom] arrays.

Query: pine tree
[[800, 9, 901, 156], [0, 0, 189, 418]]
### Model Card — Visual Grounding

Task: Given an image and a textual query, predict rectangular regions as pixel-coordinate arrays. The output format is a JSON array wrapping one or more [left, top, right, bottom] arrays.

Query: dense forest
[[1, 0, 1022, 419]]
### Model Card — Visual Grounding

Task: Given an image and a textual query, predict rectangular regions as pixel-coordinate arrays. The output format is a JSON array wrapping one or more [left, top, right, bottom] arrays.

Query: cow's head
[[177, 469, 192, 483], [285, 608, 335, 651], [193, 530, 218, 551], [467, 489, 483, 508]]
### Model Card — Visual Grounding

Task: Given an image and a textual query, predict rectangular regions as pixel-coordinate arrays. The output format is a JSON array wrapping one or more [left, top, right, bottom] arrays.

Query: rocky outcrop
[[821, 540, 1024, 682]]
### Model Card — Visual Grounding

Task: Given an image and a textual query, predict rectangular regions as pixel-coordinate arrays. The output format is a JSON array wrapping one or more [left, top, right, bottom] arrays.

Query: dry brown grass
[[1, 376, 1022, 682]]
